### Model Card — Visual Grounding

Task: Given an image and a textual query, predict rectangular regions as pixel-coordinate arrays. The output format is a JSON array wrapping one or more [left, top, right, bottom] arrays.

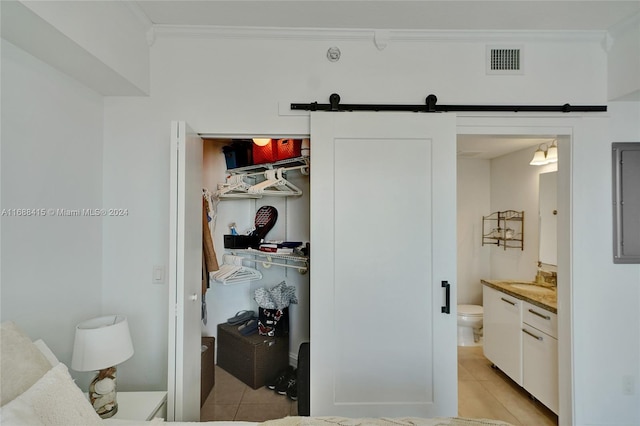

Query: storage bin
[[224, 234, 261, 249], [222, 140, 253, 169], [252, 140, 277, 164], [216, 323, 289, 389], [201, 336, 215, 406], [275, 139, 302, 161]]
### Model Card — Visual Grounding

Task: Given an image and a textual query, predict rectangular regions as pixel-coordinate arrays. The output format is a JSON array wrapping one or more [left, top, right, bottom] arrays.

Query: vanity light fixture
[[529, 140, 558, 166], [545, 140, 558, 163], [252, 138, 271, 146]]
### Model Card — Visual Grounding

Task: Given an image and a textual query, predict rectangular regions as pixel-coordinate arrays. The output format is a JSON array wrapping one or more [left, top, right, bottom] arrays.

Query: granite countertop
[[481, 279, 557, 313]]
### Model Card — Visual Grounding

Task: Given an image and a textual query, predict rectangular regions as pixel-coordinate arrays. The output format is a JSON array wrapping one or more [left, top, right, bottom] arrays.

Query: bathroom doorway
[[455, 130, 565, 425]]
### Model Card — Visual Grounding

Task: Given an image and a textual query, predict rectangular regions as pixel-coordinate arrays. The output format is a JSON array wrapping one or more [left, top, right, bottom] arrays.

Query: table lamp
[[71, 315, 134, 419]]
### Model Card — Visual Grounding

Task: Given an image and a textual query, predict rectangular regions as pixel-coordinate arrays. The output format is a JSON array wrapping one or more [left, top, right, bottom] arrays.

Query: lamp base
[[89, 366, 118, 419]]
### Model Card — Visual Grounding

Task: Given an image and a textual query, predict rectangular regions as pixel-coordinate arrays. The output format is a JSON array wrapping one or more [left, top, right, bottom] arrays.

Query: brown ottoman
[[216, 323, 289, 389]]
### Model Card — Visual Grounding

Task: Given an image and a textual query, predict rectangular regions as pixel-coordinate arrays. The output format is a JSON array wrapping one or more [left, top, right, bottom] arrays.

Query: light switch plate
[[153, 265, 165, 284]]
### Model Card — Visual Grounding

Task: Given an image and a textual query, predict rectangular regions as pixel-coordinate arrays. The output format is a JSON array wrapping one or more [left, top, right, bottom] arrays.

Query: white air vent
[[486, 45, 524, 75]]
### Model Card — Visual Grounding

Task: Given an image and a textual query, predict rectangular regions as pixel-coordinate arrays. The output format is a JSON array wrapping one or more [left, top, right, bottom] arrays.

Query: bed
[[0, 321, 512, 426]]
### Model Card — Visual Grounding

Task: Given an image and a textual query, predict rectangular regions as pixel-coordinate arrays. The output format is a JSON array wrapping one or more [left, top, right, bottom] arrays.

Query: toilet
[[457, 304, 484, 346]]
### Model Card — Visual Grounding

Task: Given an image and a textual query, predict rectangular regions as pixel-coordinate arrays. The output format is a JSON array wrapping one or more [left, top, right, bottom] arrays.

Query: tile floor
[[457, 346, 557, 425], [200, 366, 297, 422], [202, 346, 557, 425]]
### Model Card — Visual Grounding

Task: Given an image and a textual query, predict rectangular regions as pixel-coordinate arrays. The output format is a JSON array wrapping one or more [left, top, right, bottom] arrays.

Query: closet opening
[[198, 136, 310, 421]]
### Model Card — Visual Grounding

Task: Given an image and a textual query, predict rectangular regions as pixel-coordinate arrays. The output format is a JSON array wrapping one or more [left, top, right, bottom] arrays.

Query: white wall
[[18, 0, 151, 93], [0, 40, 104, 391], [456, 146, 557, 306], [1, 0, 150, 95], [102, 29, 609, 391], [607, 17, 640, 101], [569, 110, 640, 426], [490, 146, 557, 281], [456, 157, 491, 305]]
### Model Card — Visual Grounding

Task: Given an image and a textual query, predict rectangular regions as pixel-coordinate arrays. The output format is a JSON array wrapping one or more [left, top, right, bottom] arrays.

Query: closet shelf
[[227, 156, 309, 175], [227, 248, 309, 274], [215, 156, 309, 200]]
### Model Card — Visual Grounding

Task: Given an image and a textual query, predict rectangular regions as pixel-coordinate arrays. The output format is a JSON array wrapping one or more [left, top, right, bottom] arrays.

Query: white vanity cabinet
[[483, 285, 523, 385], [522, 302, 559, 414]]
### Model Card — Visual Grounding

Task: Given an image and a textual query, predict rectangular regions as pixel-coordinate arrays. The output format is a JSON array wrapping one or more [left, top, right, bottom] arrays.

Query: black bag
[[297, 342, 310, 416], [258, 307, 289, 337]]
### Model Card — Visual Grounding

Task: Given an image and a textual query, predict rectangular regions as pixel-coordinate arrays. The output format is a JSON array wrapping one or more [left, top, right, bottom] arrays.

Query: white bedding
[[103, 417, 512, 426]]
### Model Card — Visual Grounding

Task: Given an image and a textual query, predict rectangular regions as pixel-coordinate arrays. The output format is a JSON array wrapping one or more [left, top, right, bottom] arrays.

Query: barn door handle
[[441, 281, 451, 314]]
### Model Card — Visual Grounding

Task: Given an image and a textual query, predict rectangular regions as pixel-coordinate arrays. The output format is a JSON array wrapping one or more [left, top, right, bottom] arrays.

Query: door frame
[[456, 113, 584, 426]]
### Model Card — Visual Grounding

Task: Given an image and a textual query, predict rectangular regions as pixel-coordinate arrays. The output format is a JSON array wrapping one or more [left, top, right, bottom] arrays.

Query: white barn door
[[168, 121, 203, 421], [310, 112, 458, 418]]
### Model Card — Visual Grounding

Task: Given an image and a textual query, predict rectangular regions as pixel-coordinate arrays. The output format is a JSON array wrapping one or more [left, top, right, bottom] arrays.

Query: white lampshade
[[529, 146, 548, 166], [71, 315, 134, 372], [546, 141, 558, 163]]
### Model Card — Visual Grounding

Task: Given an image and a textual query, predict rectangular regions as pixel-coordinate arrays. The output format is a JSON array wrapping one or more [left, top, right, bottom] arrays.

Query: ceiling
[[134, 1, 639, 31], [456, 135, 555, 160]]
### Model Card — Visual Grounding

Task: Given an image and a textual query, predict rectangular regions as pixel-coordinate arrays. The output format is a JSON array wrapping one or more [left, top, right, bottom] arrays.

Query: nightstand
[[113, 391, 167, 420]]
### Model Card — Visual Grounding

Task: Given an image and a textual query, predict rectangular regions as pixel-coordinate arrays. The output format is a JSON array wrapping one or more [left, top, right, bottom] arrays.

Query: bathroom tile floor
[[202, 346, 557, 425], [458, 345, 558, 425]]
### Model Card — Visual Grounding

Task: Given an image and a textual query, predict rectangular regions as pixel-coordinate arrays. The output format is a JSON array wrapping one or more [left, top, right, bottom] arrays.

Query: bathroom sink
[[510, 283, 555, 294]]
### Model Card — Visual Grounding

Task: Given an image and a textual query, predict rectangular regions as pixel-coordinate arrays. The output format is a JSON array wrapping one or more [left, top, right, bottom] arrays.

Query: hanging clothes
[[202, 196, 219, 324], [202, 196, 219, 276]]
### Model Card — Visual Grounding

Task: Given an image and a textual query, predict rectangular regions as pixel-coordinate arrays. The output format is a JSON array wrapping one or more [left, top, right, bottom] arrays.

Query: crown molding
[[122, 1, 155, 46], [152, 25, 607, 44]]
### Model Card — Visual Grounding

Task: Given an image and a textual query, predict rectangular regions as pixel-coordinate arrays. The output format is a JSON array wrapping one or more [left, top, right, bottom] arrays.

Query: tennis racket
[[251, 206, 278, 240]]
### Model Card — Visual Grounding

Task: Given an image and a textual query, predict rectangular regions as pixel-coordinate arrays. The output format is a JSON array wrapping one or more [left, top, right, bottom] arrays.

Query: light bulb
[[252, 138, 271, 146]]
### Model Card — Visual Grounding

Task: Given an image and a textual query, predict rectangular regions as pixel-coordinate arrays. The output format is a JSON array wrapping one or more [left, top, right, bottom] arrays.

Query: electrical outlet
[[623, 375, 635, 395]]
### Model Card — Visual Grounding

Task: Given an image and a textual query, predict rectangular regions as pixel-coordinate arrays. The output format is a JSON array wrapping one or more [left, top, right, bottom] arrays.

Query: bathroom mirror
[[538, 171, 557, 265]]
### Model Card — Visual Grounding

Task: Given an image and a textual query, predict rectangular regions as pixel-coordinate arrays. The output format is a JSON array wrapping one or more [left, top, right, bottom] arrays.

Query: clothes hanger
[[212, 255, 262, 285], [249, 168, 302, 196], [215, 174, 261, 199], [247, 169, 278, 194]]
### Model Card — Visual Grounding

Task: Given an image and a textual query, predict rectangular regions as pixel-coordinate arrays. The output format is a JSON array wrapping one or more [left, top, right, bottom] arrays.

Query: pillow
[[0, 398, 45, 425], [33, 339, 60, 367], [0, 363, 102, 426], [0, 322, 52, 406]]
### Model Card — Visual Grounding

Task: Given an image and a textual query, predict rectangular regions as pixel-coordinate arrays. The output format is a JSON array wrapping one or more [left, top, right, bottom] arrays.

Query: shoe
[[227, 310, 255, 325], [286, 379, 298, 401], [266, 367, 289, 390], [238, 318, 258, 336], [276, 367, 296, 395]]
